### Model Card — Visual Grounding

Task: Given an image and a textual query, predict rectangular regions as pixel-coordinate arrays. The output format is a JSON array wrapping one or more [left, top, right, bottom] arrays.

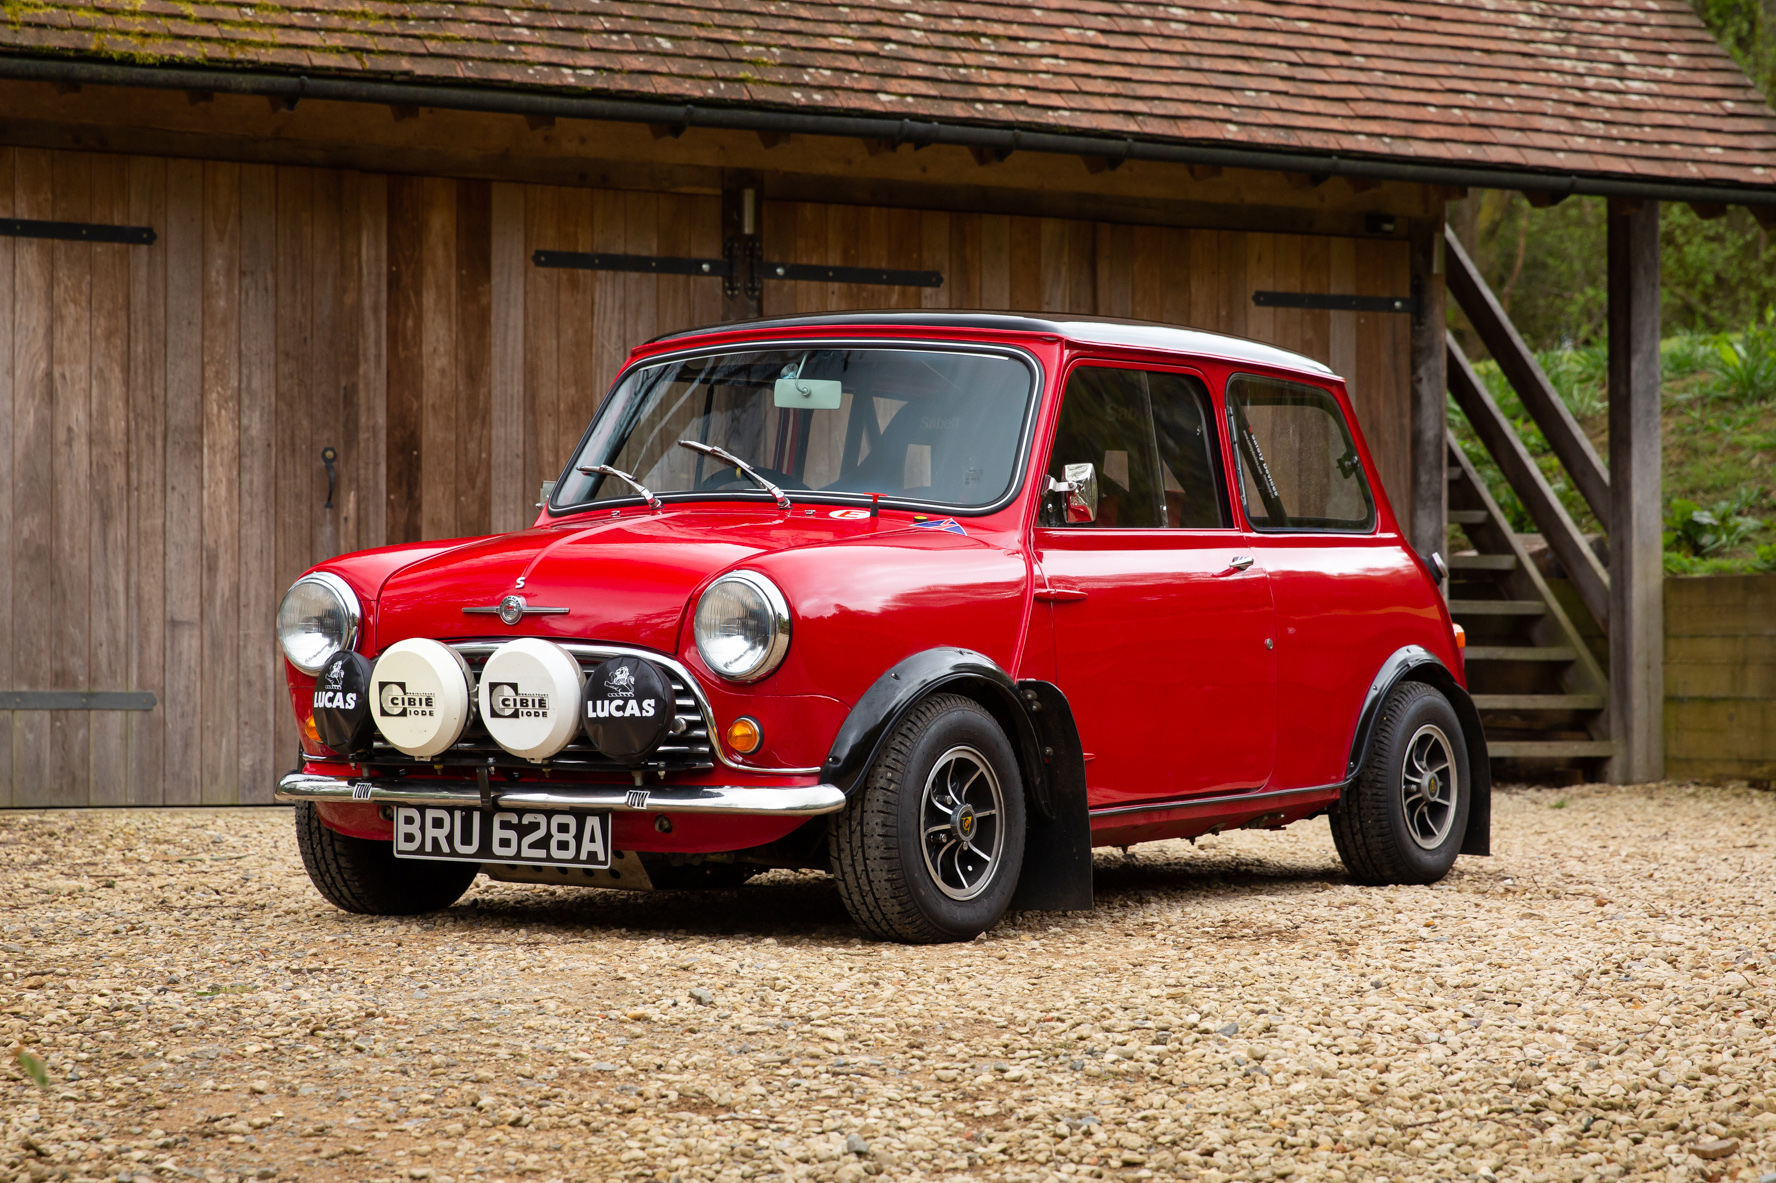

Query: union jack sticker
[[912, 517, 967, 535]]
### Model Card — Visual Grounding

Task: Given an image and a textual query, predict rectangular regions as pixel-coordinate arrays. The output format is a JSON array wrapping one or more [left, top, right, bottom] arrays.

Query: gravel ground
[[2, 783, 1772, 1183]]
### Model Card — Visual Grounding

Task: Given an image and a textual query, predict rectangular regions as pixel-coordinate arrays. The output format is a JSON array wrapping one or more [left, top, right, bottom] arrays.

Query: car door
[[1225, 373, 1400, 791], [1035, 363, 1278, 809]]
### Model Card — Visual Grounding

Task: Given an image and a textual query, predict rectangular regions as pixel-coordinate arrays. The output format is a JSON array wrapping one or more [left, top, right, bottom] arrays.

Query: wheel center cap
[[1418, 771, 1440, 803], [952, 803, 977, 841]]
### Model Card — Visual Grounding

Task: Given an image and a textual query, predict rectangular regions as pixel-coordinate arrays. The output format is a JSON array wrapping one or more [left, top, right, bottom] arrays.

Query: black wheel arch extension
[[824, 648, 1093, 911], [1344, 645, 1492, 857]]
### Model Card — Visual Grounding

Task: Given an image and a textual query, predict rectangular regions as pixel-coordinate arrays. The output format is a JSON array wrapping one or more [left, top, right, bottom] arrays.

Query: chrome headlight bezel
[[693, 571, 791, 683], [276, 572, 362, 675]]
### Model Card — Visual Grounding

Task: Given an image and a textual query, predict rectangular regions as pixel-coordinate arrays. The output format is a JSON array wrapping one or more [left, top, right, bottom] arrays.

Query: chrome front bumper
[[275, 772, 847, 817]]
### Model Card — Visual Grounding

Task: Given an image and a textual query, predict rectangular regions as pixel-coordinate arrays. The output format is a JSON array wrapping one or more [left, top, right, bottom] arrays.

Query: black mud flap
[[1010, 681, 1093, 911]]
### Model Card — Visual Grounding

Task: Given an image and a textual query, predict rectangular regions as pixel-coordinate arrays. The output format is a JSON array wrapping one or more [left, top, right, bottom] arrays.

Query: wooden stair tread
[[1448, 509, 1490, 525], [1472, 694, 1605, 711], [1488, 740, 1618, 758], [1448, 599, 1546, 616], [1464, 645, 1578, 662], [1448, 553, 1518, 571]]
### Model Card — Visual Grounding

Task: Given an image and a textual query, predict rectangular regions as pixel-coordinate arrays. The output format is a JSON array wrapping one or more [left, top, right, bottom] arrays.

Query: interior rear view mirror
[[774, 377, 843, 409]]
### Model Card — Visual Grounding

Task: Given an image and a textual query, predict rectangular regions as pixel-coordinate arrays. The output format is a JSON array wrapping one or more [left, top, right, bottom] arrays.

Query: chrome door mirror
[[1047, 463, 1099, 524]]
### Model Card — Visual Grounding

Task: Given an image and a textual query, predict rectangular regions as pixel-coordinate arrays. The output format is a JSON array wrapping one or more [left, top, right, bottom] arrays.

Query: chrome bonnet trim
[[276, 772, 846, 817], [446, 639, 822, 776]]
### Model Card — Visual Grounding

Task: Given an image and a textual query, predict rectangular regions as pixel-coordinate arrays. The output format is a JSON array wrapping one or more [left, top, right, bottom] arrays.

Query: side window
[[1227, 375, 1376, 532], [1046, 366, 1228, 529]]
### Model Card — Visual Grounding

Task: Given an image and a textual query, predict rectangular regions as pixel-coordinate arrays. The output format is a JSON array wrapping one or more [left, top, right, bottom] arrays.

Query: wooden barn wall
[[3, 147, 1409, 807], [1, 148, 384, 807]]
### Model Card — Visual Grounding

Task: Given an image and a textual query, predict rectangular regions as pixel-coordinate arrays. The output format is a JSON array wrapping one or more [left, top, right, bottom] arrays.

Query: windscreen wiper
[[676, 439, 792, 509], [577, 463, 662, 510]]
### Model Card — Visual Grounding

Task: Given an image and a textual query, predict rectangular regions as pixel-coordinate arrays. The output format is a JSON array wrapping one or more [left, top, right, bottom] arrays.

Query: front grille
[[361, 641, 714, 775]]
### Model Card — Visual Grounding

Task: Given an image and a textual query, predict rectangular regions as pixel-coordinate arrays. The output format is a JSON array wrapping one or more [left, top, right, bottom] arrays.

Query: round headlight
[[276, 572, 362, 675], [694, 572, 790, 682]]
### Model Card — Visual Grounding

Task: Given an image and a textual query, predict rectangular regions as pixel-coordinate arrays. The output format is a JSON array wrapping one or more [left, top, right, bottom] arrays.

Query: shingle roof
[[5, 0, 1776, 190]]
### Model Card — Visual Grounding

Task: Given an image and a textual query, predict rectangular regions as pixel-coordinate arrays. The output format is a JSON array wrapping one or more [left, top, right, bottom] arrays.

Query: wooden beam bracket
[[1, 216, 156, 245], [532, 246, 944, 293], [1252, 290, 1418, 314]]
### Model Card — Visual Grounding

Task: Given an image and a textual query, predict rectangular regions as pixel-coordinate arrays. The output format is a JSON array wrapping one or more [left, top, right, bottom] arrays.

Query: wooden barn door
[[757, 201, 1412, 511], [1, 148, 385, 807]]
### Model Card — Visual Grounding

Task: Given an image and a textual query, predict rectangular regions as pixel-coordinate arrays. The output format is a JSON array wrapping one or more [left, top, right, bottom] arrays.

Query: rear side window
[[1046, 367, 1228, 529], [1228, 375, 1375, 532]]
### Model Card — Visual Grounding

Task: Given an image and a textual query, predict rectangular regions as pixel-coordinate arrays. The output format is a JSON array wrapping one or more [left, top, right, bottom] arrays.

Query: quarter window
[[1046, 367, 1228, 529], [1227, 376, 1375, 532]]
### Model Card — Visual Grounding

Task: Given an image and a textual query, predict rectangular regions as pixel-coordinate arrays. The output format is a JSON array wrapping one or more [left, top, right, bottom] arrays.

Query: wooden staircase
[[1444, 436, 1617, 780]]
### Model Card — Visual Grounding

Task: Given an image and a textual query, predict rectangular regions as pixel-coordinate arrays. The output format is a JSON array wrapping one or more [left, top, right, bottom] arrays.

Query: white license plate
[[392, 805, 612, 870]]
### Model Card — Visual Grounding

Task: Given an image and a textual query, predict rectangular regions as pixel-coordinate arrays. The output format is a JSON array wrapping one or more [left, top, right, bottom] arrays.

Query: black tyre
[[1330, 681, 1471, 885], [292, 802, 477, 915], [830, 693, 1026, 944]]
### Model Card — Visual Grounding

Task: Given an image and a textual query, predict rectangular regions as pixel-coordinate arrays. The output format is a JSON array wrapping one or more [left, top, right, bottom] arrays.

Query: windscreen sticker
[[828, 508, 872, 520], [912, 517, 967, 535]]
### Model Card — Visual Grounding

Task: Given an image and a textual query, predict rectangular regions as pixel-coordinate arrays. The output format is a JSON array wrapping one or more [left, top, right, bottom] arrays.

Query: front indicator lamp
[[726, 716, 763, 755]]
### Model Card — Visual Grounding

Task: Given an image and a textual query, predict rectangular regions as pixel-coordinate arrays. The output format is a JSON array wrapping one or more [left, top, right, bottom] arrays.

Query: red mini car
[[275, 313, 1488, 944]]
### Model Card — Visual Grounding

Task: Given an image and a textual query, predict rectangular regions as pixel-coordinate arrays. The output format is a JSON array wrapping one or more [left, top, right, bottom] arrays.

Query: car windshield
[[551, 346, 1037, 513]]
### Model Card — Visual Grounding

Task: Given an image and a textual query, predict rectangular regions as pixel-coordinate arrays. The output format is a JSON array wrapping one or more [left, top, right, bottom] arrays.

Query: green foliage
[[1690, 0, 1776, 105], [1711, 308, 1776, 403], [14, 1047, 47, 1089], [1664, 489, 1768, 573], [1754, 543, 1776, 572]]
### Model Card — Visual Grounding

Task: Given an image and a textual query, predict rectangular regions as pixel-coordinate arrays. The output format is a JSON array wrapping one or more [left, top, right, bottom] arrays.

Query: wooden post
[[1407, 218, 1448, 570], [721, 170, 762, 322], [1605, 200, 1663, 783]]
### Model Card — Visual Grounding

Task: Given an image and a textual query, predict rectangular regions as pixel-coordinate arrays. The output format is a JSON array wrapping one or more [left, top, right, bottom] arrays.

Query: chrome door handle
[[1228, 554, 1255, 571]]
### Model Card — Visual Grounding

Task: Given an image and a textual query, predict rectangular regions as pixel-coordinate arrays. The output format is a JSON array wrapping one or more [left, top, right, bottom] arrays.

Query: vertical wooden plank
[[335, 171, 365, 557], [200, 161, 241, 806], [419, 177, 458, 541], [654, 193, 695, 341], [237, 164, 277, 806], [523, 185, 559, 505], [0, 149, 14, 804], [1407, 220, 1449, 564], [887, 206, 923, 310], [50, 150, 94, 805], [455, 179, 493, 538], [1328, 235, 1358, 390], [358, 173, 389, 550], [588, 188, 625, 407], [1187, 229, 1218, 329], [620, 188, 658, 368], [1008, 217, 1041, 311], [309, 168, 344, 565], [274, 168, 314, 602], [920, 210, 951, 310], [162, 159, 203, 805], [1037, 218, 1067, 313], [1352, 238, 1410, 510], [1607, 199, 1665, 783], [980, 214, 1011, 309], [490, 181, 526, 534], [1299, 233, 1332, 370], [758, 199, 794, 319], [385, 174, 423, 544], [948, 213, 981, 310], [87, 155, 131, 805], [1215, 230, 1247, 340], [126, 155, 167, 805], [10, 150, 54, 805], [1158, 229, 1190, 327], [1270, 233, 1304, 355], [791, 201, 825, 315], [1126, 225, 1162, 323], [556, 187, 595, 471], [1245, 232, 1276, 345]]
